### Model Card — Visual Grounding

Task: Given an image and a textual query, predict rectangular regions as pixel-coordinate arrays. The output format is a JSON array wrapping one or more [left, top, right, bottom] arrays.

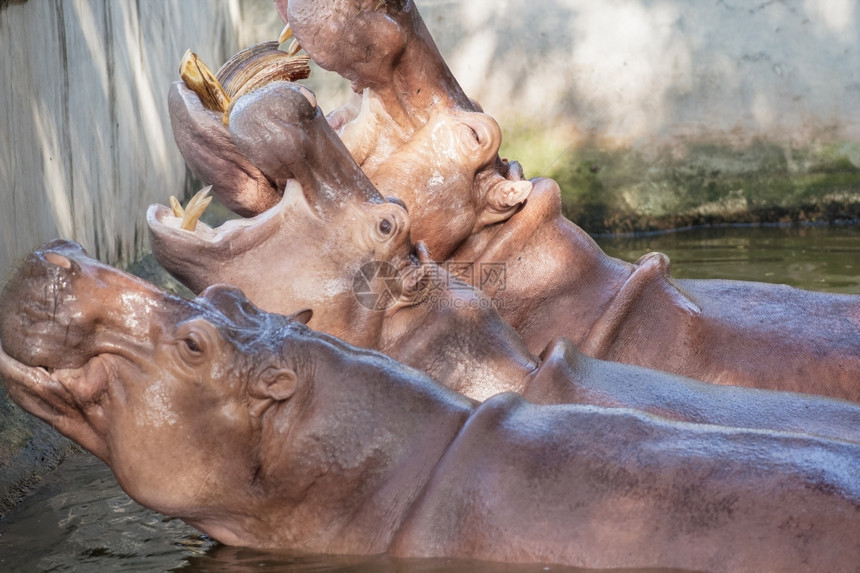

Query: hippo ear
[[249, 367, 297, 416], [262, 368, 297, 401], [477, 178, 533, 228], [290, 308, 313, 324]]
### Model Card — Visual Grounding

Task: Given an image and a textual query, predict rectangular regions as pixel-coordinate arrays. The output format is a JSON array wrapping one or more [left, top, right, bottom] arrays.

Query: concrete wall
[[433, 0, 860, 147], [300, 0, 860, 231], [0, 0, 269, 276], [436, 0, 860, 230], [0, 0, 274, 516]]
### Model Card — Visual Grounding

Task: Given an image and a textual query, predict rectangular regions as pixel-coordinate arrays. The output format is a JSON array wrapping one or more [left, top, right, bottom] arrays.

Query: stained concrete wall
[[299, 0, 860, 231], [437, 0, 860, 230]]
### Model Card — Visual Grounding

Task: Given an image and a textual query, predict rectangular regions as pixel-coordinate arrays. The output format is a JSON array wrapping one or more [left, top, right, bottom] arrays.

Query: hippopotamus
[[169, 0, 530, 259], [257, 0, 860, 400], [3, 240, 860, 572], [162, 52, 860, 403], [155, 80, 860, 436], [152, 80, 540, 399]]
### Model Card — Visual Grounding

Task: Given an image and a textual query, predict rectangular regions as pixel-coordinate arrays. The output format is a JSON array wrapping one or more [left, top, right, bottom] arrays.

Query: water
[[2, 224, 858, 571], [596, 223, 860, 294]]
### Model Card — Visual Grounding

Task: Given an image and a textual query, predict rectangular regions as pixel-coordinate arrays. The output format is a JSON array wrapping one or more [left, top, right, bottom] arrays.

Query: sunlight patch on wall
[[72, 1, 110, 100], [569, 0, 692, 142], [32, 99, 74, 240], [803, 0, 856, 39]]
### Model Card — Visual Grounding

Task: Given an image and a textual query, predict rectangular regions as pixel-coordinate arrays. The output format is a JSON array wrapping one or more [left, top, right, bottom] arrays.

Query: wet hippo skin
[[2, 241, 860, 571]]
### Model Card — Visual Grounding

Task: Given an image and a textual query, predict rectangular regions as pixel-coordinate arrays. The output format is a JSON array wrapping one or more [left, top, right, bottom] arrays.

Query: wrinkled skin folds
[[3, 241, 860, 572]]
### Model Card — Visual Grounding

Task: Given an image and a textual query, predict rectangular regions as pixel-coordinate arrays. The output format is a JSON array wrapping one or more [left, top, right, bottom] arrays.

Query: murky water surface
[[595, 223, 860, 294], [2, 224, 857, 571]]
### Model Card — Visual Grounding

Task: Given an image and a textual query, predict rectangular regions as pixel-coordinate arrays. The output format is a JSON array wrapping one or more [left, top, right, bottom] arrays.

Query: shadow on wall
[[0, 0, 264, 277]]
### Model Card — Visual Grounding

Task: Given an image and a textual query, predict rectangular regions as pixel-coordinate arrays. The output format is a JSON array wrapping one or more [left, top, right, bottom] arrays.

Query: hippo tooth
[[278, 22, 293, 45], [177, 42, 312, 128], [169, 195, 185, 218], [286, 39, 302, 57], [179, 50, 231, 114], [178, 187, 213, 232], [226, 54, 311, 106]]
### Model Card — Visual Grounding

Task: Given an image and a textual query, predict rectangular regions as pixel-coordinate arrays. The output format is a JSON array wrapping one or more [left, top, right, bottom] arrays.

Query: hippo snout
[[0, 241, 89, 368]]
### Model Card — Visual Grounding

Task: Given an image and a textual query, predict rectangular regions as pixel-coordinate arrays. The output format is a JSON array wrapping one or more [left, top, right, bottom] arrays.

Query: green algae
[[502, 133, 860, 235]]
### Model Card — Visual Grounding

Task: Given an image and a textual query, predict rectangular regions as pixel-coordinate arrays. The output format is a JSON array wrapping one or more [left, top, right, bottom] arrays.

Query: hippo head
[[279, 0, 427, 94], [0, 240, 311, 541], [0, 240, 472, 550], [274, 0, 531, 259], [152, 81, 425, 346], [365, 107, 532, 259]]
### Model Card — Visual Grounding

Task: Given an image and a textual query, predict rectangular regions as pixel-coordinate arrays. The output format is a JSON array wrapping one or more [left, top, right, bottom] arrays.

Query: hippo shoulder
[[389, 394, 602, 557]]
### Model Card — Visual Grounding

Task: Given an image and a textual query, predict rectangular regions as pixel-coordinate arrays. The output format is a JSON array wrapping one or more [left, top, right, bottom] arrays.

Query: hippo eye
[[378, 219, 393, 235], [176, 319, 218, 366], [183, 336, 201, 354], [178, 331, 206, 364]]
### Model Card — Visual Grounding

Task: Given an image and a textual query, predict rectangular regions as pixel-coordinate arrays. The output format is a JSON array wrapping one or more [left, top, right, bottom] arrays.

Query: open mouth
[[146, 180, 315, 253]]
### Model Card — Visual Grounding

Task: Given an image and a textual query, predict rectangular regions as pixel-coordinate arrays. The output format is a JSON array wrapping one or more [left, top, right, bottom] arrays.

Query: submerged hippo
[[265, 0, 860, 399], [3, 240, 860, 572]]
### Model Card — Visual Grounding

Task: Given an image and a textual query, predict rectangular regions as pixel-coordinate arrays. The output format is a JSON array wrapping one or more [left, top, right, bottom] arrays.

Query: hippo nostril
[[507, 161, 525, 182], [44, 253, 72, 269]]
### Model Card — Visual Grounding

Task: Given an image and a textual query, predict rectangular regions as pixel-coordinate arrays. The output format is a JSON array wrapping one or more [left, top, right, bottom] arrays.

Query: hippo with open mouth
[[162, 61, 860, 403], [3, 240, 860, 571], [163, 0, 860, 401]]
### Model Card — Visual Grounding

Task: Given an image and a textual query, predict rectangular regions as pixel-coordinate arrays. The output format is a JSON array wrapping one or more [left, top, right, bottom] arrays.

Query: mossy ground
[[502, 131, 860, 235]]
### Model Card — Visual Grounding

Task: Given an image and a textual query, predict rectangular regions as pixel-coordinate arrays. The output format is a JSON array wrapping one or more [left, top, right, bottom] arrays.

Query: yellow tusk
[[169, 195, 184, 218], [179, 187, 213, 231], [179, 49, 231, 113], [278, 23, 293, 45], [286, 39, 302, 57]]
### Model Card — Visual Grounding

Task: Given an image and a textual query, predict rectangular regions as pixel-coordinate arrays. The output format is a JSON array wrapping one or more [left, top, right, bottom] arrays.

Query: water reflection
[[0, 452, 211, 572]]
